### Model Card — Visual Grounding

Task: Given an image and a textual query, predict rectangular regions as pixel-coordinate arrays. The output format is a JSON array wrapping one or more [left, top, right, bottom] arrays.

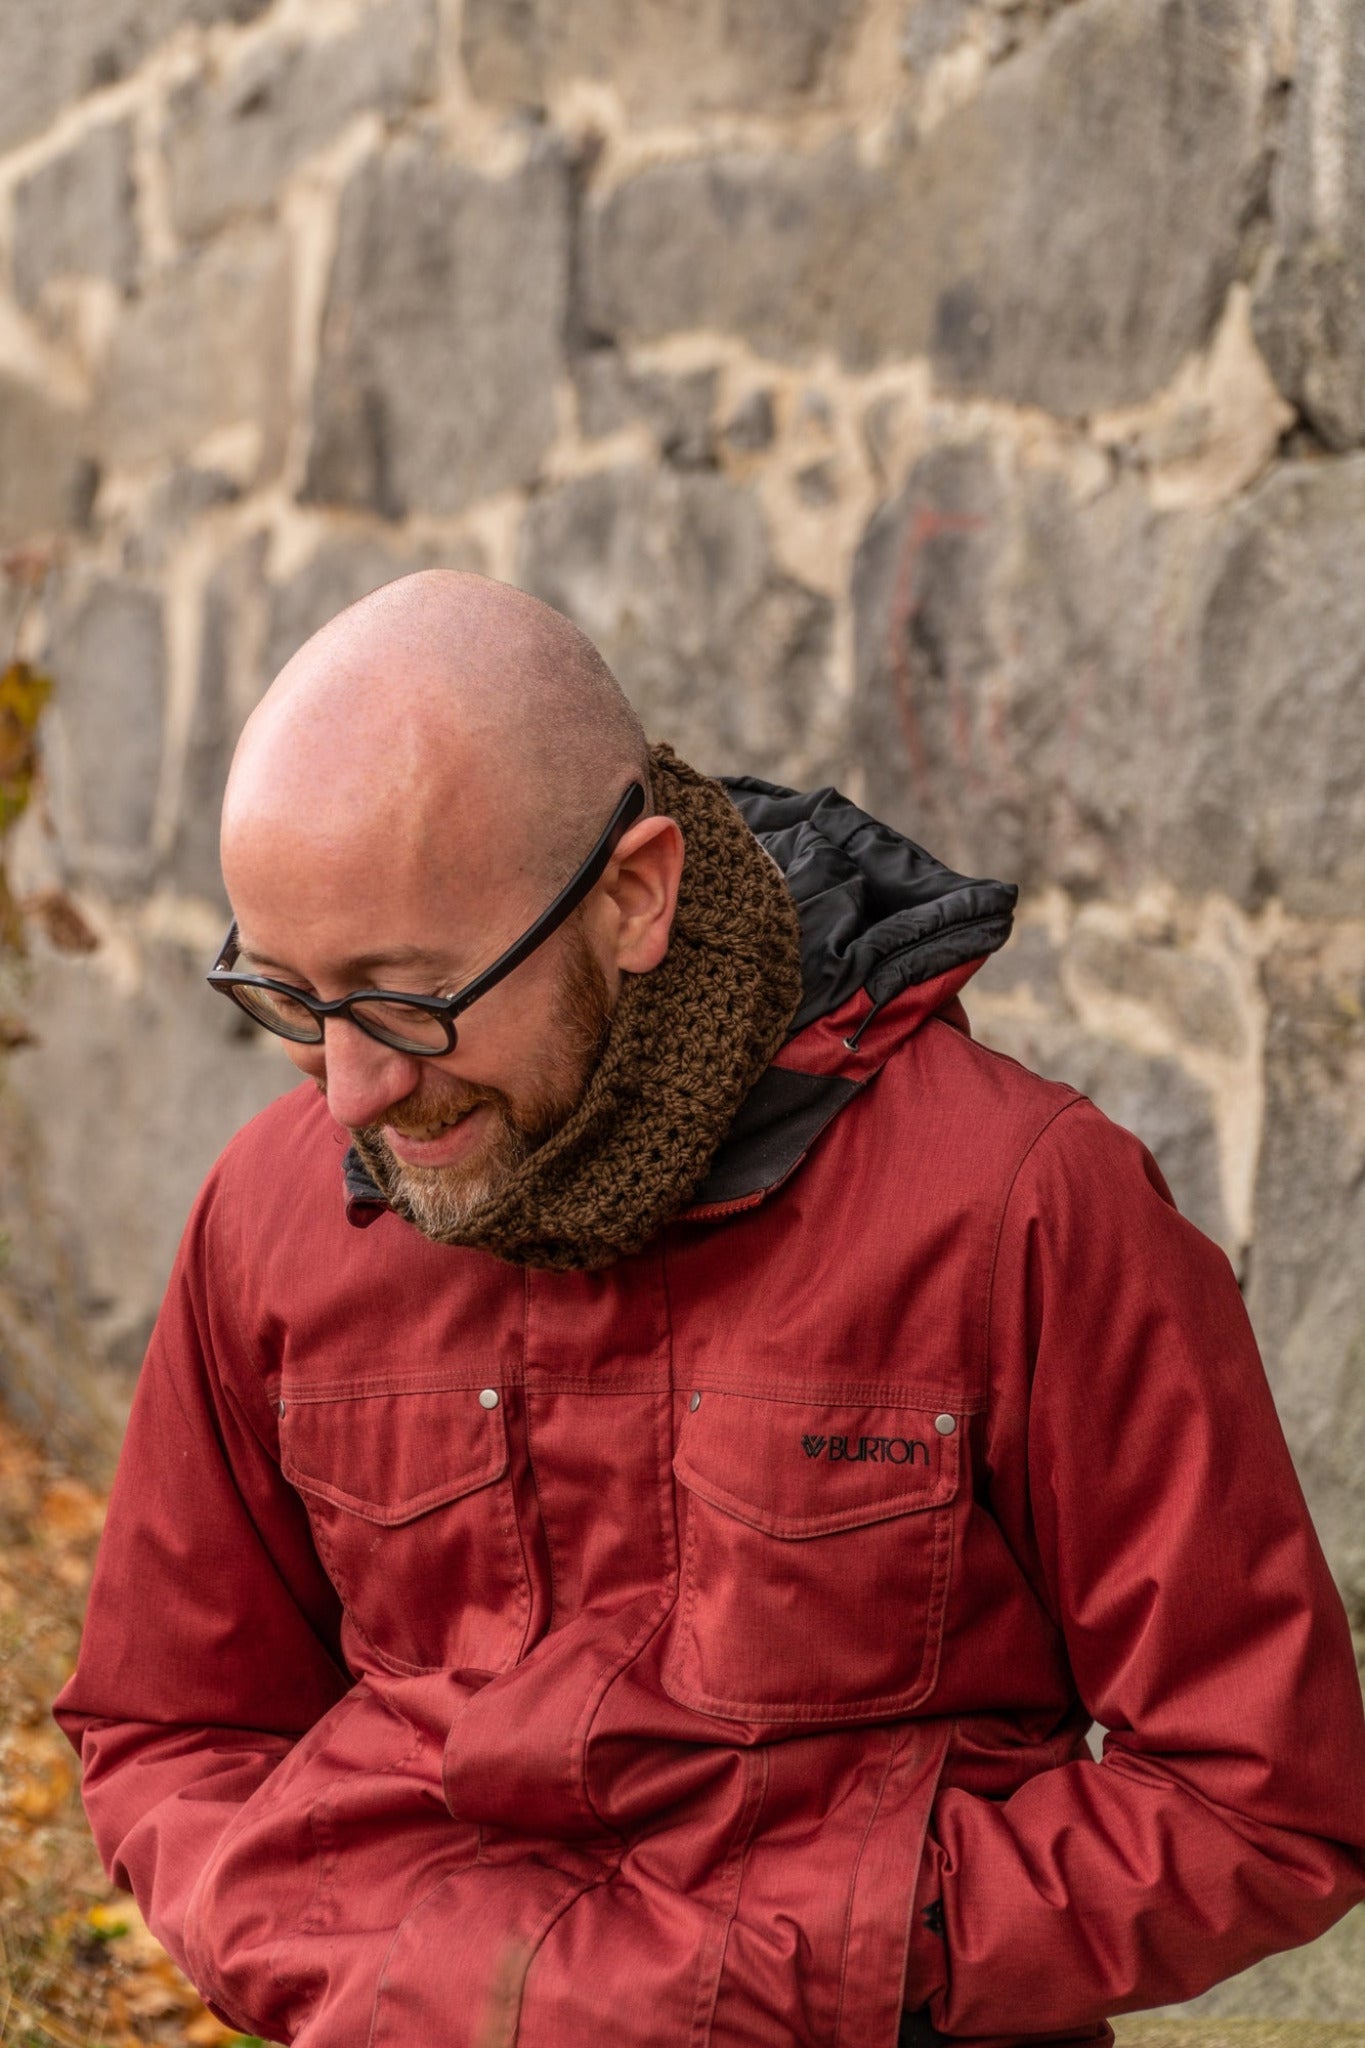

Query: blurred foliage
[[0, 550, 55, 1048], [0, 551, 98, 1054], [0, 1406, 264, 2046]]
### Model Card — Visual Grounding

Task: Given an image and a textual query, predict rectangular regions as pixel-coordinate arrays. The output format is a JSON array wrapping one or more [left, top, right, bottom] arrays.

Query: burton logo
[[802, 1434, 930, 1465]]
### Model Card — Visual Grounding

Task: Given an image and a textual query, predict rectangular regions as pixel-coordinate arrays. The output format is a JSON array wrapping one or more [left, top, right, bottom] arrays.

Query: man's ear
[[596, 815, 685, 974]]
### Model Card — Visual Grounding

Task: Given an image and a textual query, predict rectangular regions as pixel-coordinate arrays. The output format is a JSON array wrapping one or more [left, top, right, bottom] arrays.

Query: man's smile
[[381, 1102, 493, 1168]]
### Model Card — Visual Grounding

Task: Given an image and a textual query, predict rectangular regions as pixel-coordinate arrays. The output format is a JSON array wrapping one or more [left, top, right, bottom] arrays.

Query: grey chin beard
[[389, 1152, 527, 1238], [349, 1116, 540, 1244]]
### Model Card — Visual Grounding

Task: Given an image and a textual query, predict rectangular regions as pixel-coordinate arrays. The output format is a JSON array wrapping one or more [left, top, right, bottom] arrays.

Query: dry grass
[[0, 1403, 261, 2048]]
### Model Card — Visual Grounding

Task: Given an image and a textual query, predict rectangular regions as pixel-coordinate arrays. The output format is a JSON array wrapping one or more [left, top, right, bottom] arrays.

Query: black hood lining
[[721, 774, 1017, 1036]]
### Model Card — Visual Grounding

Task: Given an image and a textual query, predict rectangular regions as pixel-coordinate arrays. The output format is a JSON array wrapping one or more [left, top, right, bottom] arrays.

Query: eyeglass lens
[[230, 981, 322, 1043], [229, 982, 453, 1055]]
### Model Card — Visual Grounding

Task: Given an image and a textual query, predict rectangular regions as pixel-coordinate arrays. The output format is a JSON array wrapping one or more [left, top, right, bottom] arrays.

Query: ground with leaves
[[0, 1403, 262, 2048]]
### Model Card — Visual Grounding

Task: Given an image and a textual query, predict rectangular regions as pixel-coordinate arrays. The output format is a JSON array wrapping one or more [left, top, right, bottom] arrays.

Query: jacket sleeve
[[53, 1158, 349, 1989], [906, 1097, 1365, 2036]]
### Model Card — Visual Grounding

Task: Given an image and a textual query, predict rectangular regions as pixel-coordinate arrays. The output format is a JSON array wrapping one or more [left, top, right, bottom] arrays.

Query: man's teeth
[[400, 1111, 467, 1139]]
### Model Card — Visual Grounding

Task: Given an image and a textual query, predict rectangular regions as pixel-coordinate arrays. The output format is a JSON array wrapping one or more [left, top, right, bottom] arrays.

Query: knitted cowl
[[367, 743, 804, 1272]]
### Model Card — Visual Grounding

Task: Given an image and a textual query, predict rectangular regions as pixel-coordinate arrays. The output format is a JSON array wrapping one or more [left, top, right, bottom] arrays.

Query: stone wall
[[0, 0, 1362, 2009]]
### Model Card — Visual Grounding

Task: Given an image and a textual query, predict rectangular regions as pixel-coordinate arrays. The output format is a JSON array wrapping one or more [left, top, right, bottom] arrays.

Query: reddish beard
[[348, 920, 613, 1239]]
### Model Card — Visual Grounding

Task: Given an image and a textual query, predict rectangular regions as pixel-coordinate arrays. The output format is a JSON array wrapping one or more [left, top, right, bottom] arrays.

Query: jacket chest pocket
[[279, 1379, 529, 1677], [662, 1391, 961, 1724]]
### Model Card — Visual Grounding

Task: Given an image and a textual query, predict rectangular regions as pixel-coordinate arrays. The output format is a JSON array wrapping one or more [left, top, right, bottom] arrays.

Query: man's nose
[[316, 1016, 422, 1131]]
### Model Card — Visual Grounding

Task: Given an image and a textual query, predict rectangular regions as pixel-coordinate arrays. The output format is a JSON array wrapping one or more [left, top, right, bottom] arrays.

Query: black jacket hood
[[677, 775, 1016, 1210], [724, 773, 1016, 1038]]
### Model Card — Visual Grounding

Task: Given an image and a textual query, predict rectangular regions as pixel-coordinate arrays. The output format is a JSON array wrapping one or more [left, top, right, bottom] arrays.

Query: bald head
[[223, 572, 649, 911], [217, 569, 683, 1160]]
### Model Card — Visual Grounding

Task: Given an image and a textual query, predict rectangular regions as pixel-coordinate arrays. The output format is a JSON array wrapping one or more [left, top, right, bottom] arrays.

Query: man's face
[[226, 834, 618, 1237], [347, 915, 612, 1232]]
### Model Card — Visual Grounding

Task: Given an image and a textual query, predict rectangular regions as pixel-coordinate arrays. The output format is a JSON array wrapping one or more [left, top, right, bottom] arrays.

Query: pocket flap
[[674, 1391, 960, 1539], [280, 1381, 508, 1526]]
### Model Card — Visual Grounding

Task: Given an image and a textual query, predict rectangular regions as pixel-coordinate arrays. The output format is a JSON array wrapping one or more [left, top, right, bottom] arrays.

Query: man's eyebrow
[[237, 942, 459, 980]]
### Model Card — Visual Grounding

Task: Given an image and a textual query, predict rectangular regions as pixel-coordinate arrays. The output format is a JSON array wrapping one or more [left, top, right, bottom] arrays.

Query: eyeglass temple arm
[[446, 780, 647, 1014]]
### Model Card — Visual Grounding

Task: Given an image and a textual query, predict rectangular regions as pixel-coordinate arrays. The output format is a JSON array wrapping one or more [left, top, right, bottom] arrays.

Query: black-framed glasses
[[207, 781, 646, 1056]]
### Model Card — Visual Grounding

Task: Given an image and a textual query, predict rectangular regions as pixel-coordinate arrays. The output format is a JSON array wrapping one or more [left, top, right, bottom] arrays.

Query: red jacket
[[56, 782, 1365, 2048]]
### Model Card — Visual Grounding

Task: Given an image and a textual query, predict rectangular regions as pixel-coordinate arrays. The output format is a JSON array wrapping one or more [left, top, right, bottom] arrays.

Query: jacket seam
[[520, 1266, 562, 1637], [979, 1094, 1088, 1411], [832, 1730, 899, 2048]]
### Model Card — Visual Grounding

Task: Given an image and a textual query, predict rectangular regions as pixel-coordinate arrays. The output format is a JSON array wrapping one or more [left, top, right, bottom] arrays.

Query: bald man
[[57, 574, 1365, 2048]]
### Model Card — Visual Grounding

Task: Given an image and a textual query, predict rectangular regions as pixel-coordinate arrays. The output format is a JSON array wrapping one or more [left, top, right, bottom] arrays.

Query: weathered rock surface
[[461, 0, 856, 115], [574, 350, 718, 467], [519, 467, 834, 784], [12, 120, 139, 306], [1254, 0, 1365, 449], [97, 225, 291, 479], [0, 376, 92, 546], [1066, 922, 1248, 1061], [0, 0, 271, 154], [306, 144, 569, 517], [3, 938, 292, 1371], [852, 448, 1365, 916], [172, 537, 269, 905], [44, 577, 165, 877], [1246, 925, 1365, 1621], [901, 0, 1080, 72], [165, 0, 437, 241], [585, 0, 1268, 406]]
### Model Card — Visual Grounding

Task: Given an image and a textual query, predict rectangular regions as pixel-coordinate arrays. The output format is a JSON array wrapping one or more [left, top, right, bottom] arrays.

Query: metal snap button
[[934, 1412, 956, 1435], [478, 1387, 500, 1410], [277, 1397, 286, 1418], [689, 1391, 702, 1411]]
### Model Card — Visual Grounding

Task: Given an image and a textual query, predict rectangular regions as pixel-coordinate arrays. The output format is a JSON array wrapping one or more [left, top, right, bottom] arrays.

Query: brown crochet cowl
[[358, 745, 804, 1272]]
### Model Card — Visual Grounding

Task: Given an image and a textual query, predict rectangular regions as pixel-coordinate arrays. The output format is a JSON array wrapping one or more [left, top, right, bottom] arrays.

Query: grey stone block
[[1068, 925, 1249, 1061], [0, 375, 91, 547], [45, 576, 165, 868], [1177, 460, 1365, 915], [461, 0, 855, 116], [723, 388, 777, 453], [900, 0, 975, 68], [12, 120, 139, 306], [305, 143, 569, 518], [1243, 929, 1365, 1625], [172, 536, 269, 905], [2, 937, 294, 1378], [97, 224, 291, 479], [851, 447, 1365, 916], [519, 466, 834, 785], [584, 0, 1268, 409], [575, 351, 718, 467], [165, 0, 438, 242], [0, 0, 271, 155], [1254, 0, 1365, 448]]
